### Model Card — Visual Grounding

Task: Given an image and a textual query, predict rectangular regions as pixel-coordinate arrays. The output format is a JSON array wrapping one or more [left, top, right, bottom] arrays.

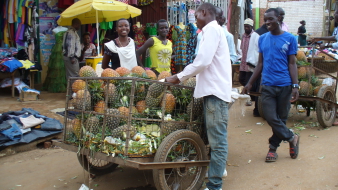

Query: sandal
[[265, 151, 278, 162], [289, 135, 300, 159]]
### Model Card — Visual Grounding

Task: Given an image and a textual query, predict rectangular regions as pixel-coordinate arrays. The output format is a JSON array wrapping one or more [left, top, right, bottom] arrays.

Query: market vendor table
[[0, 70, 17, 97], [0, 68, 38, 98]]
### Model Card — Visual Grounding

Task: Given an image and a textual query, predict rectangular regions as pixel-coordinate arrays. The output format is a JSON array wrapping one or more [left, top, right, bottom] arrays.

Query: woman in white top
[[79, 32, 97, 67], [102, 19, 141, 70]]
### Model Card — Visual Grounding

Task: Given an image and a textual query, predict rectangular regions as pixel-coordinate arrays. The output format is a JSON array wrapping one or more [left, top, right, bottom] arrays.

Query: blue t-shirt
[[259, 32, 297, 86]]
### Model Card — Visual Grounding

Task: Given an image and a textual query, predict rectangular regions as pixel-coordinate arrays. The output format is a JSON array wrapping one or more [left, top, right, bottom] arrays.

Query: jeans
[[261, 85, 294, 149], [204, 95, 229, 190]]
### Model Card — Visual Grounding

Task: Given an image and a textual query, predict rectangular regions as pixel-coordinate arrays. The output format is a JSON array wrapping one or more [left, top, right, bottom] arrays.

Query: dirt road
[[0, 89, 338, 190]]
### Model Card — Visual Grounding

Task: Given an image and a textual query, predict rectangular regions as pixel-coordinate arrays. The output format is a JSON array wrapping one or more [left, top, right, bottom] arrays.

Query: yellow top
[[149, 37, 172, 73]]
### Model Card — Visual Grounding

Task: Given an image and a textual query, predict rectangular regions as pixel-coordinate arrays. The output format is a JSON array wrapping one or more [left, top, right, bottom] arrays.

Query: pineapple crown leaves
[[88, 81, 104, 101]]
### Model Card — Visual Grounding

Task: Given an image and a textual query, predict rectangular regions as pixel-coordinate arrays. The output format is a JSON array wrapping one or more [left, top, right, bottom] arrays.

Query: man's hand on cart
[[241, 83, 252, 95], [165, 75, 180, 84], [290, 88, 299, 103]]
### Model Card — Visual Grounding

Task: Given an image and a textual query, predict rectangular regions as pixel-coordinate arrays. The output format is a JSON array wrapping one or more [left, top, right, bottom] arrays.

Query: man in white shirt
[[166, 3, 231, 190], [215, 7, 237, 64]]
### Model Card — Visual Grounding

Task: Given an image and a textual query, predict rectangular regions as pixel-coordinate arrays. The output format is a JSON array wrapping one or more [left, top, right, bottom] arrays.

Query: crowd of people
[[60, 3, 338, 189]]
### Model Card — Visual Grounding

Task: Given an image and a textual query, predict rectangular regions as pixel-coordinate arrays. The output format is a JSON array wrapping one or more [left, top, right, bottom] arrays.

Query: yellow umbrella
[[57, 0, 141, 26], [57, 0, 142, 54]]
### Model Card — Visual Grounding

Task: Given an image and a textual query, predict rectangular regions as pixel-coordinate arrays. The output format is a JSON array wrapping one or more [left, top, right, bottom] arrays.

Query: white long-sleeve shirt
[[245, 32, 260, 72], [177, 21, 232, 103]]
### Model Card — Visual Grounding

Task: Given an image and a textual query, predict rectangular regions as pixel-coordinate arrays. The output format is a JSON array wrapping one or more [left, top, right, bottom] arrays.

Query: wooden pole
[[230, 0, 240, 48]]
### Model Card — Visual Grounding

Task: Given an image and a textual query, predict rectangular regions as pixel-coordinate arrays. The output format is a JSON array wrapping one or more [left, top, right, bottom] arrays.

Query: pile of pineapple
[[296, 50, 326, 96], [66, 66, 203, 156]]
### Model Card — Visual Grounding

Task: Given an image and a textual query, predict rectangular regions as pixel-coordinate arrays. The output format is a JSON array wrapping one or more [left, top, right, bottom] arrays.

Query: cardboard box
[[19, 91, 39, 102]]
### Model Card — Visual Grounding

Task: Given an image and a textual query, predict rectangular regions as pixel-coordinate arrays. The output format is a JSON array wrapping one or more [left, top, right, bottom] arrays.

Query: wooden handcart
[[53, 76, 234, 190]]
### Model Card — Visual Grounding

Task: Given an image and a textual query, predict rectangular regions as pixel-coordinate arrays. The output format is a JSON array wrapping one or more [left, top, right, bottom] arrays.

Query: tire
[[316, 85, 336, 128], [153, 130, 207, 190], [257, 96, 265, 120], [77, 154, 118, 175]]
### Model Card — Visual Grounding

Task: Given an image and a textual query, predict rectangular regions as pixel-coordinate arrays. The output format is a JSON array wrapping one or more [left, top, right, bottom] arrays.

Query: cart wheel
[[153, 130, 207, 190], [257, 96, 265, 120], [77, 154, 118, 175], [316, 85, 336, 128]]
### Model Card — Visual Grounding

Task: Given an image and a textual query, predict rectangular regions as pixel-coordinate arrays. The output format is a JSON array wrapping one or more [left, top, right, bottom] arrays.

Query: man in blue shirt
[[243, 8, 300, 162]]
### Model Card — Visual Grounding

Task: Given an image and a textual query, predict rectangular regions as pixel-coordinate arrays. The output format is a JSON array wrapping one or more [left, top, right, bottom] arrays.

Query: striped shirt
[[63, 27, 81, 58]]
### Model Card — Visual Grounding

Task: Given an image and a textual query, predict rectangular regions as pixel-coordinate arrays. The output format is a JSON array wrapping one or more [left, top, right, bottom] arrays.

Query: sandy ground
[[0, 88, 338, 190]]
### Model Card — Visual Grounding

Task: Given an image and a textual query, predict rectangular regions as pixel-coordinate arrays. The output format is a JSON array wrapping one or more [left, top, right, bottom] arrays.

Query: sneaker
[[205, 169, 227, 178]]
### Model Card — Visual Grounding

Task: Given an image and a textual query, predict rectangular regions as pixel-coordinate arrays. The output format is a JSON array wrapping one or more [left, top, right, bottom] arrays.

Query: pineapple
[[296, 50, 307, 62], [162, 121, 187, 135], [136, 100, 146, 113], [72, 79, 86, 93], [101, 68, 120, 83], [158, 71, 172, 80], [116, 67, 131, 76], [68, 98, 76, 108], [187, 98, 204, 121], [148, 83, 165, 98], [118, 106, 129, 122], [131, 66, 146, 77], [74, 90, 91, 110], [88, 80, 104, 103], [72, 118, 82, 139], [298, 67, 307, 79], [145, 94, 163, 108], [103, 83, 118, 104], [85, 116, 100, 133], [79, 66, 98, 77], [184, 77, 196, 87], [162, 93, 176, 113], [299, 81, 313, 96], [106, 108, 121, 130], [146, 70, 157, 80], [94, 100, 106, 113], [111, 125, 137, 140], [310, 75, 321, 87]]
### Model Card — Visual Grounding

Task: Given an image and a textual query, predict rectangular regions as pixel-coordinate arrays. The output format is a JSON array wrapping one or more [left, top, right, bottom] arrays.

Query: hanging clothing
[[172, 25, 187, 66], [43, 31, 67, 93], [133, 24, 146, 49], [185, 23, 197, 65], [149, 37, 172, 73], [167, 25, 176, 74], [146, 23, 157, 36]]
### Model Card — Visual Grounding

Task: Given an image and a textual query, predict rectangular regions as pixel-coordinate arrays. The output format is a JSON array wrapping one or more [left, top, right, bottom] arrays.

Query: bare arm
[[312, 36, 336, 42], [102, 54, 111, 69], [136, 38, 154, 66], [288, 54, 299, 102], [242, 53, 263, 94]]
